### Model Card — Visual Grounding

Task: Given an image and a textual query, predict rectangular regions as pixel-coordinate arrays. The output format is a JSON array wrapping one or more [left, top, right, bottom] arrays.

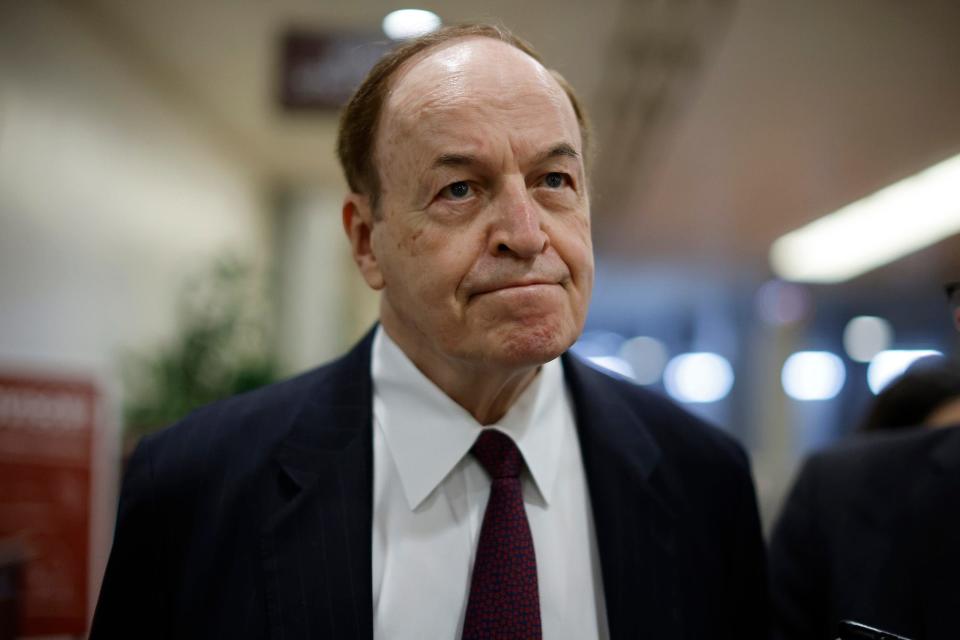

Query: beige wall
[[273, 189, 380, 377], [0, 0, 272, 375]]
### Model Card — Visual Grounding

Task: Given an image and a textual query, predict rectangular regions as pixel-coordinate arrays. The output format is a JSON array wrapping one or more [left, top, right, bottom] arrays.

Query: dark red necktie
[[462, 429, 542, 640]]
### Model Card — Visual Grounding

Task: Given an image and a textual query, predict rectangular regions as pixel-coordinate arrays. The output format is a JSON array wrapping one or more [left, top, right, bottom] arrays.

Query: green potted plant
[[122, 256, 278, 446]]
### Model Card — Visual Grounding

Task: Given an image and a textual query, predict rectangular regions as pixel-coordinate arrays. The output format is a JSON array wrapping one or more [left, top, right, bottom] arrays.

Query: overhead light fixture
[[587, 356, 635, 380], [754, 279, 811, 326], [842, 316, 893, 363], [382, 9, 441, 41], [770, 153, 960, 283], [573, 330, 626, 359], [781, 351, 846, 401], [663, 352, 734, 403], [618, 336, 669, 385]]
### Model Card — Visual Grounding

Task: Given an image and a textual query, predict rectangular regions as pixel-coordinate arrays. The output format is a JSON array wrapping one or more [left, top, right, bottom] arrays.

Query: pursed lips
[[468, 279, 563, 298]]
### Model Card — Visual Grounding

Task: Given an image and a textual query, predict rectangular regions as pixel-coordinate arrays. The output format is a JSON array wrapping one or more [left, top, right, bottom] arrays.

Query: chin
[[490, 319, 578, 367]]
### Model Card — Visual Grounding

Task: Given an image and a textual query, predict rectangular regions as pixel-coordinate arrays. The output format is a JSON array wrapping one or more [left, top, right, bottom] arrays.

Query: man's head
[[337, 24, 591, 213], [338, 24, 594, 378]]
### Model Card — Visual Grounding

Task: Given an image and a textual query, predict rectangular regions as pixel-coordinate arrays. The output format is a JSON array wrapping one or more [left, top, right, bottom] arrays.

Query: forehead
[[379, 38, 580, 159]]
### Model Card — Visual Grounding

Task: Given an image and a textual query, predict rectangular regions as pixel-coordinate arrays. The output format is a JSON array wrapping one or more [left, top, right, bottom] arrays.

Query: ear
[[343, 193, 385, 290]]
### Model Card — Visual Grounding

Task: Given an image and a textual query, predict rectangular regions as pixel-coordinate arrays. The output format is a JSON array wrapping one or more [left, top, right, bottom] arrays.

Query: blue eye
[[443, 181, 472, 199], [543, 173, 566, 189]]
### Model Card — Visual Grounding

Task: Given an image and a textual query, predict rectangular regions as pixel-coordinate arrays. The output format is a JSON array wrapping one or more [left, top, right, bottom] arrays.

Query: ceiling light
[[754, 279, 811, 326], [782, 351, 846, 401], [618, 336, 668, 385], [842, 316, 893, 363], [572, 331, 626, 358], [663, 353, 734, 403], [770, 153, 960, 283], [382, 9, 441, 41], [587, 356, 635, 380]]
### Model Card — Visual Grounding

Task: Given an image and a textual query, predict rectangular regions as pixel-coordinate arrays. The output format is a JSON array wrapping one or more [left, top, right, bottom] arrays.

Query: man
[[769, 292, 960, 640], [91, 24, 768, 639]]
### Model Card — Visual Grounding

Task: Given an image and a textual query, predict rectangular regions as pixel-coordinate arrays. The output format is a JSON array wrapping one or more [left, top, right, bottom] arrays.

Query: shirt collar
[[372, 326, 567, 511]]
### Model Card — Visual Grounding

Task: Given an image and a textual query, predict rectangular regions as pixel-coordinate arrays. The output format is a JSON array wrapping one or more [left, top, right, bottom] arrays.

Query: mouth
[[469, 280, 562, 299]]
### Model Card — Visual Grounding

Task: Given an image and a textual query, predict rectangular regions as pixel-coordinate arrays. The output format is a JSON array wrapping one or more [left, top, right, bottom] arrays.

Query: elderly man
[[91, 24, 768, 640]]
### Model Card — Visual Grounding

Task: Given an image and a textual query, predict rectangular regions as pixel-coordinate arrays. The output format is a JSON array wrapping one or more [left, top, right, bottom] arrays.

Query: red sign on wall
[[0, 373, 98, 636]]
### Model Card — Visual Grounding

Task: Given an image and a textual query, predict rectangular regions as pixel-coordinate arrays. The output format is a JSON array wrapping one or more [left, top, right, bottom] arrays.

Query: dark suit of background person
[[769, 427, 960, 640], [90, 329, 768, 639], [769, 361, 960, 640]]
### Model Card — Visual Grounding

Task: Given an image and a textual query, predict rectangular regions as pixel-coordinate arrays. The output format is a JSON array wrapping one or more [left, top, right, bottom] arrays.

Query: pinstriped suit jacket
[[91, 328, 769, 639]]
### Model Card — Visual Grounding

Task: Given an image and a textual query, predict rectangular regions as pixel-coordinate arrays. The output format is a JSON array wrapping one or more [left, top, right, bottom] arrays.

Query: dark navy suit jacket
[[770, 427, 960, 640], [91, 330, 769, 639]]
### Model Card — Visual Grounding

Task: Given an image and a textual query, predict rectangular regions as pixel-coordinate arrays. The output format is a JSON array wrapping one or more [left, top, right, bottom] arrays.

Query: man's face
[[355, 37, 593, 374]]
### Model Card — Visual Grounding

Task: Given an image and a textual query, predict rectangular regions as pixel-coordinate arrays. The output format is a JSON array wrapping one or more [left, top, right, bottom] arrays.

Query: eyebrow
[[533, 143, 580, 165], [432, 153, 478, 169], [430, 143, 581, 170]]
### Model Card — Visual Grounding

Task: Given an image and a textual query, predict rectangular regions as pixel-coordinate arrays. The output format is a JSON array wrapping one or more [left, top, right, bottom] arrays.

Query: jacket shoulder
[[792, 427, 956, 510], [133, 339, 372, 492], [565, 355, 751, 474]]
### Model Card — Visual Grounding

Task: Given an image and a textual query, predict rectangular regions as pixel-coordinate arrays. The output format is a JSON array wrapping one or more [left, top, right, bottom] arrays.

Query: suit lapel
[[562, 355, 682, 640], [261, 334, 376, 640]]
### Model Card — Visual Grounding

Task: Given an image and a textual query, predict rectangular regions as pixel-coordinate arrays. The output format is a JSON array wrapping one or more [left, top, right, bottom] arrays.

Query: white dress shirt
[[371, 327, 609, 640]]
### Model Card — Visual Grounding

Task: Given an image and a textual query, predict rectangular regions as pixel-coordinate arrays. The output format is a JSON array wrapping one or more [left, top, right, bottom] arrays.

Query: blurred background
[[1, 0, 959, 636]]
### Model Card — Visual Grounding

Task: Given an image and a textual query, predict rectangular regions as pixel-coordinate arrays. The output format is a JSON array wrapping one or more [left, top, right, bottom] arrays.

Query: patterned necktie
[[462, 429, 542, 640]]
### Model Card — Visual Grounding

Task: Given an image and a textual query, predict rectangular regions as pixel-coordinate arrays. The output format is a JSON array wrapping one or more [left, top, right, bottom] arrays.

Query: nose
[[489, 178, 548, 259]]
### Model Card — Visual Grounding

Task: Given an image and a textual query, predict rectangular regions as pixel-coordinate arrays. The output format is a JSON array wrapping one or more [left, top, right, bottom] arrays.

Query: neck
[[380, 324, 542, 425], [440, 364, 540, 426]]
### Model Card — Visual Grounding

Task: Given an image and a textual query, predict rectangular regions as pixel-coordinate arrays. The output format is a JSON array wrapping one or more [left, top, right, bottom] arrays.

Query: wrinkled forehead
[[379, 38, 580, 152]]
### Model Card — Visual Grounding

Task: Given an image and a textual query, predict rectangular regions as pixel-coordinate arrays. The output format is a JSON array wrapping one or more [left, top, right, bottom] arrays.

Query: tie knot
[[471, 429, 524, 479]]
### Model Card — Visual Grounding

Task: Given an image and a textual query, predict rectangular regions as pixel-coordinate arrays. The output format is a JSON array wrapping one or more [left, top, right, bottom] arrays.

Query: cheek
[[386, 225, 475, 296], [573, 212, 594, 265], [396, 228, 425, 256], [552, 215, 594, 276]]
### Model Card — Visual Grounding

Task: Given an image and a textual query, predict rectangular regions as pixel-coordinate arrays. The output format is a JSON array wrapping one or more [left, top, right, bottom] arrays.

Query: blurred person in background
[[90, 22, 768, 640], [857, 360, 960, 433], [769, 293, 960, 640]]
